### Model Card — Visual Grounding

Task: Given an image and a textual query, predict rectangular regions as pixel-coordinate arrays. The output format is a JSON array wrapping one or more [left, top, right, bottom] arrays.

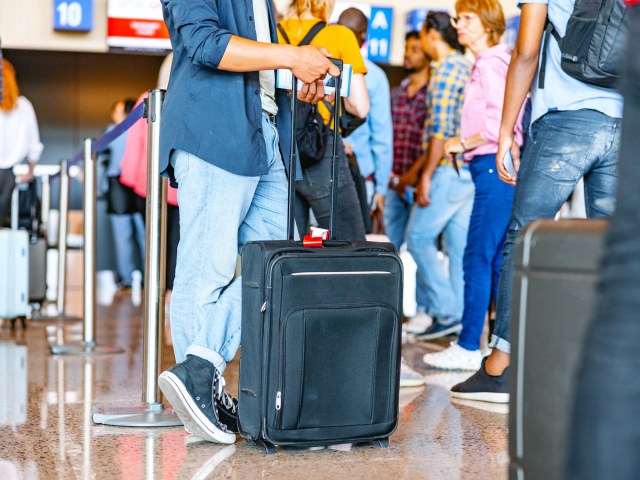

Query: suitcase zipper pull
[[275, 391, 281, 410], [261, 302, 267, 313]]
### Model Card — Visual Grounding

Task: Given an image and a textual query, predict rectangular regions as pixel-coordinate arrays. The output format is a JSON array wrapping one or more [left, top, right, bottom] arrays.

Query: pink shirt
[[461, 44, 524, 162], [120, 92, 179, 206]]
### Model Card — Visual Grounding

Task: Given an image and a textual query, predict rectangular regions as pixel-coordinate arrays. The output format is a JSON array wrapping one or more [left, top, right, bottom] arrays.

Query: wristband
[[460, 137, 468, 151]]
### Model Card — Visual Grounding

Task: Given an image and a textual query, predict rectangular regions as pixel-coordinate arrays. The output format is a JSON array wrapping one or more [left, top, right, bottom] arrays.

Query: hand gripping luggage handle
[[287, 59, 344, 241]]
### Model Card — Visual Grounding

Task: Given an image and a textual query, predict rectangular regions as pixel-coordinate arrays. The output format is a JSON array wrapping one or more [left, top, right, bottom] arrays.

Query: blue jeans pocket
[[530, 121, 592, 184]]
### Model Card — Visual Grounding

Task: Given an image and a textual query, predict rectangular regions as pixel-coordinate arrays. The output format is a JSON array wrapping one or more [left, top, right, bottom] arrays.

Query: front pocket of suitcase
[[273, 304, 398, 432]]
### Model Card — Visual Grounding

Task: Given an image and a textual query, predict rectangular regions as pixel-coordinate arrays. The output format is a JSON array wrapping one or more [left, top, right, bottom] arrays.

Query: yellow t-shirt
[[277, 18, 367, 125]]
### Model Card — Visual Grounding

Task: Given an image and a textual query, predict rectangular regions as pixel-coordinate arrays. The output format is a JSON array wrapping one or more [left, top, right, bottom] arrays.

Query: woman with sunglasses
[[422, 0, 524, 371]]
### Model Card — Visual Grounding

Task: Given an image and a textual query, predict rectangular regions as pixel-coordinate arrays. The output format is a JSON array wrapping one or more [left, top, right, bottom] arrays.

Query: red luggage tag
[[302, 227, 330, 248]]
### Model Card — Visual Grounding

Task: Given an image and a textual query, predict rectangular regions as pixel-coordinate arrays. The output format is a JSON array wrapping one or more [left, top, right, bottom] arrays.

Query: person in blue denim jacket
[[157, 0, 339, 444]]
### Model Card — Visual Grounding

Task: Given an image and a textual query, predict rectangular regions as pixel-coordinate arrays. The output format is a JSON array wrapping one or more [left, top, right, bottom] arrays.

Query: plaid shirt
[[390, 78, 429, 176], [423, 50, 471, 163]]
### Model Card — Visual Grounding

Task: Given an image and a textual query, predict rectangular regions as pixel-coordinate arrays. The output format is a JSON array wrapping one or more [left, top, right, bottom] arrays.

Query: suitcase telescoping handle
[[286, 59, 344, 241]]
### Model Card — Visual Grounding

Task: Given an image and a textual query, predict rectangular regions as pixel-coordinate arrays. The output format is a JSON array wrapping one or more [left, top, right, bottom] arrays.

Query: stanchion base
[[93, 405, 183, 427], [50, 342, 124, 356], [31, 314, 82, 323]]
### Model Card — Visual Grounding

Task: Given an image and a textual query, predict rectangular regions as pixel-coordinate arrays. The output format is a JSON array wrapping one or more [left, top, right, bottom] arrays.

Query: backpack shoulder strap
[[538, 20, 562, 89], [297, 21, 327, 46], [277, 23, 291, 44]]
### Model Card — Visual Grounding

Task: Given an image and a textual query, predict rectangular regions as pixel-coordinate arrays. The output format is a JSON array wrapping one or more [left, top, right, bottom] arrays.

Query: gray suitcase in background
[[28, 236, 47, 304], [509, 219, 607, 480]]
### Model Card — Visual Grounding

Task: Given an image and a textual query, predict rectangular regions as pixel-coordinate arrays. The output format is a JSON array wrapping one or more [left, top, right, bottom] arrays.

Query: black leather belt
[[263, 110, 276, 121]]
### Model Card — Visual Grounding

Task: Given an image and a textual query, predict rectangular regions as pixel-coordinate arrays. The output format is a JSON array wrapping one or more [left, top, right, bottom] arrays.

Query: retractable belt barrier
[[49, 96, 145, 354], [68, 102, 146, 170]]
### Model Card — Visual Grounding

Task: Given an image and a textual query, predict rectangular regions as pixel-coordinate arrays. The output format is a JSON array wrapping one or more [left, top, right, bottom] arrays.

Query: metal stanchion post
[[57, 161, 70, 316], [50, 141, 123, 355], [93, 89, 181, 426], [10, 186, 18, 229], [41, 174, 51, 239]]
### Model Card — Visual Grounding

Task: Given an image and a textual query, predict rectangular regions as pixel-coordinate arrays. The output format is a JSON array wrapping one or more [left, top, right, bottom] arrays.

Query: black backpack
[[539, 0, 628, 89], [277, 22, 329, 169]]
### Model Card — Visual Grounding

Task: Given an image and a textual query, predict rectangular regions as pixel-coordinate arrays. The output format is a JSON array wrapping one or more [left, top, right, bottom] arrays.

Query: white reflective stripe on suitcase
[[291, 271, 391, 276]]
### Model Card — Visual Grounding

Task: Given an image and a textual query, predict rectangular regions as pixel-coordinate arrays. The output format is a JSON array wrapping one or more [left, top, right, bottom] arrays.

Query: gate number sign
[[54, 0, 93, 32]]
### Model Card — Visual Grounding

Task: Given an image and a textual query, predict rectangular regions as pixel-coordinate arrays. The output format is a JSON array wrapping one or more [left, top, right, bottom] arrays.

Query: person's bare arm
[[496, 3, 547, 185], [219, 38, 340, 102], [162, 0, 339, 102], [415, 137, 445, 206], [219, 37, 339, 83], [444, 133, 489, 156], [343, 74, 370, 118]]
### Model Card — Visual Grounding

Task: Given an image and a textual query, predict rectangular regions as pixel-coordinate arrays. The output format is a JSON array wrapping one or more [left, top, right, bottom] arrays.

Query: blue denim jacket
[[160, 0, 292, 185]]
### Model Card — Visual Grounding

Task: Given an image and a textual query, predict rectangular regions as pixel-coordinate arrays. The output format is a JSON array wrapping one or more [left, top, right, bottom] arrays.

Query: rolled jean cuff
[[186, 345, 227, 374], [489, 334, 511, 354]]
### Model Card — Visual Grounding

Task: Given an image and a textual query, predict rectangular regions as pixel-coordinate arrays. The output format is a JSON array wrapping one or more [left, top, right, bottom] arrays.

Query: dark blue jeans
[[567, 7, 640, 479], [491, 109, 621, 353], [458, 154, 515, 351], [295, 132, 366, 241]]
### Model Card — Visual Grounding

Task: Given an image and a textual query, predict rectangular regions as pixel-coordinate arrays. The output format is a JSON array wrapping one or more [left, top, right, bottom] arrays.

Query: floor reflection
[[0, 293, 508, 480]]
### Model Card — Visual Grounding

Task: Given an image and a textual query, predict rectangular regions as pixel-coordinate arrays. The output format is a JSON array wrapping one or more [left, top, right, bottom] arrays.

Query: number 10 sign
[[54, 0, 93, 31]]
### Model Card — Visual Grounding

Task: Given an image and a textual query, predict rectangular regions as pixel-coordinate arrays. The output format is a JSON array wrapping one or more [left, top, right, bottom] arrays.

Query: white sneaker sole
[[159, 371, 236, 444], [450, 390, 509, 404], [422, 355, 481, 372], [399, 377, 426, 388]]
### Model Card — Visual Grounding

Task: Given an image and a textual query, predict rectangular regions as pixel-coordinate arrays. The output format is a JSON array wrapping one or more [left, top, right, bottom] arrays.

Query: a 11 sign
[[54, 0, 93, 31]]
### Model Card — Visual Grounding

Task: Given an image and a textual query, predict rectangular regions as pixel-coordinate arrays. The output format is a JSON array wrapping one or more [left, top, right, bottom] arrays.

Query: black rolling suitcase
[[509, 219, 607, 480], [238, 65, 403, 453]]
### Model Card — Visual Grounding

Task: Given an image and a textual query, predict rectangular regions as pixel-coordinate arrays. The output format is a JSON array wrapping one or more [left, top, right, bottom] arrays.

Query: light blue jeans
[[384, 188, 430, 311], [407, 166, 474, 321], [169, 113, 288, 373], [109, 213, 145, 285]]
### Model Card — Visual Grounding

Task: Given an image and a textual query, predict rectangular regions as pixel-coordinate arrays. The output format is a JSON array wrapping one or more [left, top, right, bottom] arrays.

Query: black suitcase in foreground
[[238, 66, 403, 453], [509, 219, 607, 480]]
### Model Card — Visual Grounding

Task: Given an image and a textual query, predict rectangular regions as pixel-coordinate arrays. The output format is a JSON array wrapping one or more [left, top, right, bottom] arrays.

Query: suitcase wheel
[[257, 439, 277, 455], [377, 438, 390, 449]]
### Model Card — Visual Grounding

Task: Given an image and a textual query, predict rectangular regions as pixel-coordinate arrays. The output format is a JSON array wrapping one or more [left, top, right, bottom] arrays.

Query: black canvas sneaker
[[216, 390, 238, 434], [159, 355, 236, 444], [450, 357, 509, 403]]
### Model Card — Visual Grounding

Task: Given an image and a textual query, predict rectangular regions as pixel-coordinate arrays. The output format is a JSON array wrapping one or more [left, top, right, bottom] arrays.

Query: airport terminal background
[[0, 1, 634, 479]]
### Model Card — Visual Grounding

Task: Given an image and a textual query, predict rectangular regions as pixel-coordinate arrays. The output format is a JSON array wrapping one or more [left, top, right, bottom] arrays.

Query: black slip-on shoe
[[450, 357, 509, 404]]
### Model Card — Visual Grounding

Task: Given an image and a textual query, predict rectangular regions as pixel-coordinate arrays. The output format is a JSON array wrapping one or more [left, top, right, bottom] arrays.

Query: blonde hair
[[455, 0, 505, 47], [1, 59, 19, 112], [289, 0, 330, 22]]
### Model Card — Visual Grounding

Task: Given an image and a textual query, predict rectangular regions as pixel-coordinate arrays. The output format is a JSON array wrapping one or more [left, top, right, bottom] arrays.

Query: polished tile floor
[[0, 294, 508, 480]]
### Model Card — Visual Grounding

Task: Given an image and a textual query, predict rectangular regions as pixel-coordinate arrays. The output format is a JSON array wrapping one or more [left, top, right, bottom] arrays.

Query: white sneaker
[[399, 357, 425, 387], [403, 312, 433, 334], [422, 342, 483, 371]]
